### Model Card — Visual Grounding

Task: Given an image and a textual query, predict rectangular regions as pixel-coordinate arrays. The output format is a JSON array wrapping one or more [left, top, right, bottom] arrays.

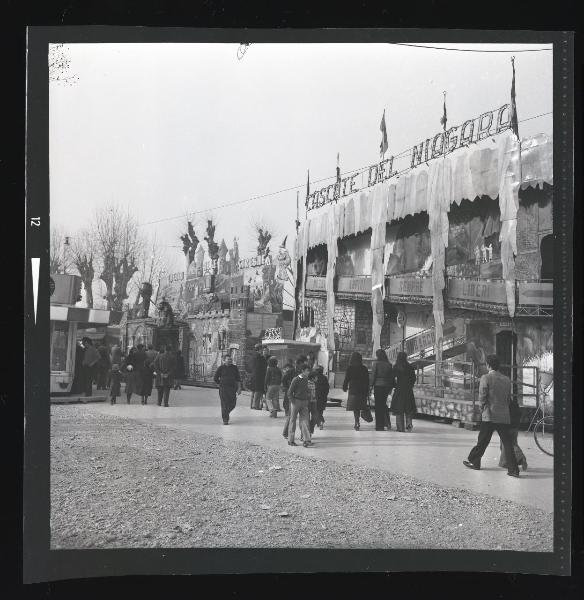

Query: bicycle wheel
[[534, 416, 554, 456]]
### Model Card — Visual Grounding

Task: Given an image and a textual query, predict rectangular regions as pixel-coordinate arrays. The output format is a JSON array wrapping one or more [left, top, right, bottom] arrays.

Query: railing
[[413, 359, 478, 393]]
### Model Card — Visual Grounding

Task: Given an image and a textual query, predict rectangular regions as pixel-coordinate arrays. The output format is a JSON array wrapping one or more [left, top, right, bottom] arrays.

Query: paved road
[[89, 386, 553, 513]]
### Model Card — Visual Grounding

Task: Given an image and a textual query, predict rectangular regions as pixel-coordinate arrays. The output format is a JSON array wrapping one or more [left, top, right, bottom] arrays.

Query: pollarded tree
[[94, 204, 143, 311], [50, 225, 72, 274], [69, 230, 96, 308]]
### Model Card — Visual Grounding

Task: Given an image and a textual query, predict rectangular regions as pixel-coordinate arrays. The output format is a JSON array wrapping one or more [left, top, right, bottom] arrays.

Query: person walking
[[174, 350, 185, 390], [81, 337, 100, 397], [122, 347, 139, 404], [314, 365, 329, 430], [390, 352, 417, 432], [264, 356, 283, 418], [251, 345, 269, 410], [213, 354, 242, 424], [141, 344, 157, 405], [370, 349, 394, 431], [109, 364, 122, 405], [153, 345, 176, 407], [96, 341, 110, 390], [281, 361, 296, 439], [499, 393, 528, 471], [464, 354, 520, 478], [307, 369, 319, 435], [342, 352, 370, 431], [287, 363, 313, 447], [70, 340, 85, 394]]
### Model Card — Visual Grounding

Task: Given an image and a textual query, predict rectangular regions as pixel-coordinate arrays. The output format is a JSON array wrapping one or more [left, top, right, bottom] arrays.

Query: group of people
[[72, 337, 186, 407], [212, 346, 329, 448], [343, 349, 417, 432]]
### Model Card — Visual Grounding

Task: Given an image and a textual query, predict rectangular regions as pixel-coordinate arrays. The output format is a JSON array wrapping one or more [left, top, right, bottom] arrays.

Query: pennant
[[510, 57, 519, 138], [440, 92, 447, 131], [379, 110, 388, 157], [305, 169, 310, 208], [336, 153, 341, 184]]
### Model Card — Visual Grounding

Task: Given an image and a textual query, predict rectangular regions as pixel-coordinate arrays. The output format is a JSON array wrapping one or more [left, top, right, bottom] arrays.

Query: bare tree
[[69, 231, 96, 308], [130, 233, 169, 307], [50, 225, 72, 274], [49, 43, 78, 85], [94, 205, 142, 311]]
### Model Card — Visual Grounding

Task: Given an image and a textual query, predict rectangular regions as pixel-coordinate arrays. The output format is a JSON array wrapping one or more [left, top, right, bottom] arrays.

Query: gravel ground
[[51, 405, 553, 551]]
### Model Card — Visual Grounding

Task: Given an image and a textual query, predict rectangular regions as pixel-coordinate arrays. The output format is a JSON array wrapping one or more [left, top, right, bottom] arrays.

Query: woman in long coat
[[390, 351, 417, 432], [370, 348, 394, 431], [342, 351, 370, 430]]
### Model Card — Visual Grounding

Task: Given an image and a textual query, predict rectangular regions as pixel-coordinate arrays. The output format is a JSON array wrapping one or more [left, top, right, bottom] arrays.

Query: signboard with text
[[517, 281, 553, 306], [306, 276, 326, 291], [447, 278, 507, 305], [337, 276, 372, 295], [387, 276, 433, 299]]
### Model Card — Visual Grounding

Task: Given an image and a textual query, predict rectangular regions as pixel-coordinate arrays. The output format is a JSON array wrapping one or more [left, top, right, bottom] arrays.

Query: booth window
[[51, 321, 69, 372]]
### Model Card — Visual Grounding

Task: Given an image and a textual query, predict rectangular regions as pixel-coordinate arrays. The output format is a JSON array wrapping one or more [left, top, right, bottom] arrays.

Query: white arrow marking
[[31, 258, 40, 324]]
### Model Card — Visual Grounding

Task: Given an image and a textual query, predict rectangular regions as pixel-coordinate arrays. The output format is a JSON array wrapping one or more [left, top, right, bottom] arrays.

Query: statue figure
[[474, 245, 481, 265], [139, 281, 153, 318], [486, 243, 493, 262], [481, 243, 488, 263], [276, 236, 291, 281], [158, 297, 174, 327]]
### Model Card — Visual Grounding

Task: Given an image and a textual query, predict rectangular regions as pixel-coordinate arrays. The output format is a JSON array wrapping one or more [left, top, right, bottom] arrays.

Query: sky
[[49, 41, 553, 286]]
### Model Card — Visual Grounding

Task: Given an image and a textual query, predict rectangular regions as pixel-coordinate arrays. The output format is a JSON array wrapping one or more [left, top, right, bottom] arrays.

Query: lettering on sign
[[448, 278, 507, 304], [306, 104, 512, 212], [338, 277, 372, 294], [388, 276, 433, 297], [237, 255, 272, 271]]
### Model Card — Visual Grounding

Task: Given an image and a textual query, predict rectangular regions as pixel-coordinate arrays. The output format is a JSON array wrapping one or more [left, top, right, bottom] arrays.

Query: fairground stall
[[50, 274, 117, 395], [294, 102, 553, 425]]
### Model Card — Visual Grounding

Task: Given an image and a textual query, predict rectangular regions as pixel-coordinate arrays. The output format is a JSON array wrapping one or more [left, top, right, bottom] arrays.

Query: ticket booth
[[50, 274, 114, 395]]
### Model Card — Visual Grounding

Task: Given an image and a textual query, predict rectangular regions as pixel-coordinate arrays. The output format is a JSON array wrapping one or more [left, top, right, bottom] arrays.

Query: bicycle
[[528, 378, 554, 457]]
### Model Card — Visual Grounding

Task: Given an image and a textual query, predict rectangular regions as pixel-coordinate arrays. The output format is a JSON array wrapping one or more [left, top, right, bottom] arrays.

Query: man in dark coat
[[464, 354, 520, 478], [251, 346, 269, 410], [96, 341, 111, 390], [153, 345, 176, 407], [214, 354, 242, 424], [81, 338, 100, 397]]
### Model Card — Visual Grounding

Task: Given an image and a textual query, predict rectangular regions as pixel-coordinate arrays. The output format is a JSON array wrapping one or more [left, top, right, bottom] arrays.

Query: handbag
[[360, 406, 373, 423]]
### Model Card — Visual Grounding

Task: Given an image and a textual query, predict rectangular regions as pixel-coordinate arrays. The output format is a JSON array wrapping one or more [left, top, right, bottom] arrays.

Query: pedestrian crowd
[[71, 337, 528, 478], [71, 337, 186, 408]]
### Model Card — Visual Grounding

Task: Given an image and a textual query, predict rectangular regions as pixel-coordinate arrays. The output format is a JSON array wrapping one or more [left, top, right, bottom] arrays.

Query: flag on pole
[[379, 110, 388, 158], [510, 57, 519, 138], [440, 92, 447, 131], [336, 153, 341, 184]]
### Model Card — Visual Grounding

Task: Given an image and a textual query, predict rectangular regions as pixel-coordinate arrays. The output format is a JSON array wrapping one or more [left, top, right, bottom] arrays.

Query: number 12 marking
[[30, 217, 41, 227]]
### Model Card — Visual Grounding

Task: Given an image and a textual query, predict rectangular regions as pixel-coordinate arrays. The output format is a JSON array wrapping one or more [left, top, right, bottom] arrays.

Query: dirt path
[[51, 406, 552, 551]]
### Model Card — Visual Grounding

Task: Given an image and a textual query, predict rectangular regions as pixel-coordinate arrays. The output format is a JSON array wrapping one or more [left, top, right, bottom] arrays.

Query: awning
[[50, 305, 117, 325], [295, 133, 552, 254]]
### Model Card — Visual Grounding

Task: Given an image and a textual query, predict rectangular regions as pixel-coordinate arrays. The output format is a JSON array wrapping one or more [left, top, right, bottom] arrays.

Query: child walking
[[109, 364, 122, 405]]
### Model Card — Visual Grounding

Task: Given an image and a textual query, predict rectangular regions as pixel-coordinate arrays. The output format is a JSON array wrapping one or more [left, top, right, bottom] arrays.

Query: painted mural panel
[[336, 232, 371, 277], [385, 215, 431, 276], [306, 245, 328, 277]]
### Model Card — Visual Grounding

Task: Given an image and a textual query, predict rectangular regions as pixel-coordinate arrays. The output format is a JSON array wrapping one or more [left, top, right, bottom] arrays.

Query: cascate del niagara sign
[[306, 104, 514, 212]]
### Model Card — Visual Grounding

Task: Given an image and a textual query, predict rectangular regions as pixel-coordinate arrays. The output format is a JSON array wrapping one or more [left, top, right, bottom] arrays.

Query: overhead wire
[[140, 110, 552, 229], [390, 43, 553, 53]]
